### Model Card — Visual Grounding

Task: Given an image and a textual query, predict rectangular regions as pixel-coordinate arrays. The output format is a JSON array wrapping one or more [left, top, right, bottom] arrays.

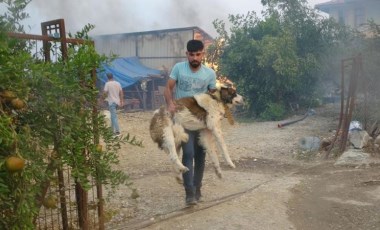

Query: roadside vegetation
[[0, 1, 140, 228], [206, 0, 380, 121]]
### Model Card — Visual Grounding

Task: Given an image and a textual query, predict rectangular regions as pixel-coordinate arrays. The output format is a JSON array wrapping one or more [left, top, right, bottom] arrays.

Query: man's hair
[[106, 73, 113, 79], [187, 39, 204, 52]]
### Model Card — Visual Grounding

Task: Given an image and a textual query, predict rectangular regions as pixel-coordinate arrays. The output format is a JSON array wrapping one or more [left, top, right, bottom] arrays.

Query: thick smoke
[[23, 0, 258, 37], [22, 0, 325, 37]]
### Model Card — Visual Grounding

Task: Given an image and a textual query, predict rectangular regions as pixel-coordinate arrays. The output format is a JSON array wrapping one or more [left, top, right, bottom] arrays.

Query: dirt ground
[[104, 104, 380, 230]]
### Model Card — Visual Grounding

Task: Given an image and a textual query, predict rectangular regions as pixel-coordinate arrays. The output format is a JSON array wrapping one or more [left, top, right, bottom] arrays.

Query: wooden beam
[[7, 32, 92, 44]]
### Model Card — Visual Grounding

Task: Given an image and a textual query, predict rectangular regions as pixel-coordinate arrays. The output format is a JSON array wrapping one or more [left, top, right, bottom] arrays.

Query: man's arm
[[119, 87, 124, 106], [208, 71, 217, 94], [102, 84, 108, 100], [164, 78, 176, 113], [208, 88, 217, 94]]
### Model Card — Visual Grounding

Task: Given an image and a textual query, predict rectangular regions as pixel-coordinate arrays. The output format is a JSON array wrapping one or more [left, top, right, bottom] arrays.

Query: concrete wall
[[318, 0, 380, 28], [92, 28, 210, 71]]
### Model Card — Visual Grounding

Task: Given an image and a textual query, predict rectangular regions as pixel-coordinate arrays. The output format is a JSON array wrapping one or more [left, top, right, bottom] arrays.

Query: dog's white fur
[[150, 81, 244, 180], [101, 110, 111, 127]]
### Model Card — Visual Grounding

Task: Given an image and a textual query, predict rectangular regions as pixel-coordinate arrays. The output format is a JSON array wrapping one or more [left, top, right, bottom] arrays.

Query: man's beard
[[189, 61, 201, 68]]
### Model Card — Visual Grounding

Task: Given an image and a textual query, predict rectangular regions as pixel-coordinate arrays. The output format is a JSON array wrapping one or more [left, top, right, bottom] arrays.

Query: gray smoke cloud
[[22, 0, 258, 37], [22, 0, 325, 37]]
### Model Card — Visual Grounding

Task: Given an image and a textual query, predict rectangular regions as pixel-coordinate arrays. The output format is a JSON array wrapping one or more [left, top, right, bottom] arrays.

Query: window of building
[[354, 7, 365, 27], [338, 9, 345, 25]]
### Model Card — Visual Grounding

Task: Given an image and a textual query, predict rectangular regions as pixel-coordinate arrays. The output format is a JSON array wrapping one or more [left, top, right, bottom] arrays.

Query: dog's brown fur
[[150, 80, 244, 180]]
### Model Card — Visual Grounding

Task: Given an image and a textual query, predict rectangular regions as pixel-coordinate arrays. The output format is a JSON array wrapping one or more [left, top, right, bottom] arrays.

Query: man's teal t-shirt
[[170, 61, 217, 99]]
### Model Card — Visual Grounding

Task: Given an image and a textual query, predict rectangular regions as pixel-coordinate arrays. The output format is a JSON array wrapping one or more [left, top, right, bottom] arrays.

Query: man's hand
[[209, 88, 217, 94], [102, 91, 107, 100], [167, 101, 177, 114], [164, 79, 176, 114]]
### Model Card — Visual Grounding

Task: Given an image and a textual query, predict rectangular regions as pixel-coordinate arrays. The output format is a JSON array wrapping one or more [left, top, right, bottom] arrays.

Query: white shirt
[[104, 80, 122, 106]]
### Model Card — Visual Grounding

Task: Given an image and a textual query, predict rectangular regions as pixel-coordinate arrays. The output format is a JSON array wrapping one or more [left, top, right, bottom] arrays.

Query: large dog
[[149, 78, 244, 180]]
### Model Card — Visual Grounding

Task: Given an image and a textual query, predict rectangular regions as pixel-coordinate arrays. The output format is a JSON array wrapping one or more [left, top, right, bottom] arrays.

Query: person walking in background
[[164, 39, 217, 206], [104, 73, 123, 136]]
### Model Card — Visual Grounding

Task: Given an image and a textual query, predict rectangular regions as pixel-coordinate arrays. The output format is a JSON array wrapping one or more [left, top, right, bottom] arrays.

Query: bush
[[259, 102, 286, 121]]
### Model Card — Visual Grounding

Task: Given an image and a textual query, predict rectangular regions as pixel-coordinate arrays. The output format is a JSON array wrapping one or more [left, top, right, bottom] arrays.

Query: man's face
[[186, 50, 204, 68]]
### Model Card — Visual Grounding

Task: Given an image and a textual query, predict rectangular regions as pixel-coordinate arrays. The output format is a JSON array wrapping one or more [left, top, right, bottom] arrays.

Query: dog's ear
[[223, 83, 233, 88], [216, 80, 222, 90], [217, 76, 235, 89]]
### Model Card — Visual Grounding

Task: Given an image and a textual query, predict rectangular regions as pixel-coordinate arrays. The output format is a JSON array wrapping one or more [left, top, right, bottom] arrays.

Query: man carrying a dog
[[164, 39, 217, 206]]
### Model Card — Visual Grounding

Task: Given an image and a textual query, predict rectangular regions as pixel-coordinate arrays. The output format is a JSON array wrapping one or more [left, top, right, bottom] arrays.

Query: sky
[[20, 0, 328, 38]]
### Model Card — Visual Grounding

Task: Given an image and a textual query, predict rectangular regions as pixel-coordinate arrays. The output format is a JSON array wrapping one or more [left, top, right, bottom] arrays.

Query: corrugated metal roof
[[316, 0, 360, 5], [315, 0, 365, 12], [92, 26, 215, 70], [92, 26, 213, 42]]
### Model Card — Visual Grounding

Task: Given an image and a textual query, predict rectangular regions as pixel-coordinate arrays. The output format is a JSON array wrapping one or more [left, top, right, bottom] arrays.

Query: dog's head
[[215, 76, 244, 106]]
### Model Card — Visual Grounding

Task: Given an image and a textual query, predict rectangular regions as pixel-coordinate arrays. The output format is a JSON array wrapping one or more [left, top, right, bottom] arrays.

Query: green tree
[[209, 0, 351, 120], [350, 20, 380, 124], [0, 1, 139, 228]]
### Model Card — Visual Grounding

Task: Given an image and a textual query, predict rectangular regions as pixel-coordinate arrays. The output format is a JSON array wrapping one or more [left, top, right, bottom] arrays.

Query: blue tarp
[[97, 56, 162, 89]]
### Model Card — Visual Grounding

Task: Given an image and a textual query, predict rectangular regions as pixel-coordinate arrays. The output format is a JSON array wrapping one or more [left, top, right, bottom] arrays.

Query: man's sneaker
[[195, 187, 202, 202], [185, 189, 197, 206], [114, 132, 121, 137]]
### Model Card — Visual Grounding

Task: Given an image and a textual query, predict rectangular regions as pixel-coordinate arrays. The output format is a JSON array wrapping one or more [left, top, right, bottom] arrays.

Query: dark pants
[[182, 130, 206, 191]]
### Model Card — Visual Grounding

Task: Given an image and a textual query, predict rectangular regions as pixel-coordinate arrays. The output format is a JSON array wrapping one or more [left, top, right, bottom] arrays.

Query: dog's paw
[[175, 174, 183, 184], [215, 168, 223, 179], [176, 165, 189, 173], [182, 133, 189, 142], [228, 161, 236, 169], [180, 166, 189, 173]]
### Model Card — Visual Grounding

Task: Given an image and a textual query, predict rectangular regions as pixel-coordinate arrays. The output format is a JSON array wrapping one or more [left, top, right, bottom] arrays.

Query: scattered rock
[[374, 135, 380, 152], [334, 149, 370, 166], [349, 130, 371, 149], [299, 136, 320, 151], [349, 120, 362, 131]]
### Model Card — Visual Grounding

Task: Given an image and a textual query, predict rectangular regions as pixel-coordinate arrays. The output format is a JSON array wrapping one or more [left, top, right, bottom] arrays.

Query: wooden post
[[339, 56, 361, 153], [151, 79, 155, 109], [91, 66, 105, 229], [40, 23, 50, 62], [325, 58, 350, 159], [40, 19, 68, 61], [75, 180, 89, 230], [57, 168, 69, 230]]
